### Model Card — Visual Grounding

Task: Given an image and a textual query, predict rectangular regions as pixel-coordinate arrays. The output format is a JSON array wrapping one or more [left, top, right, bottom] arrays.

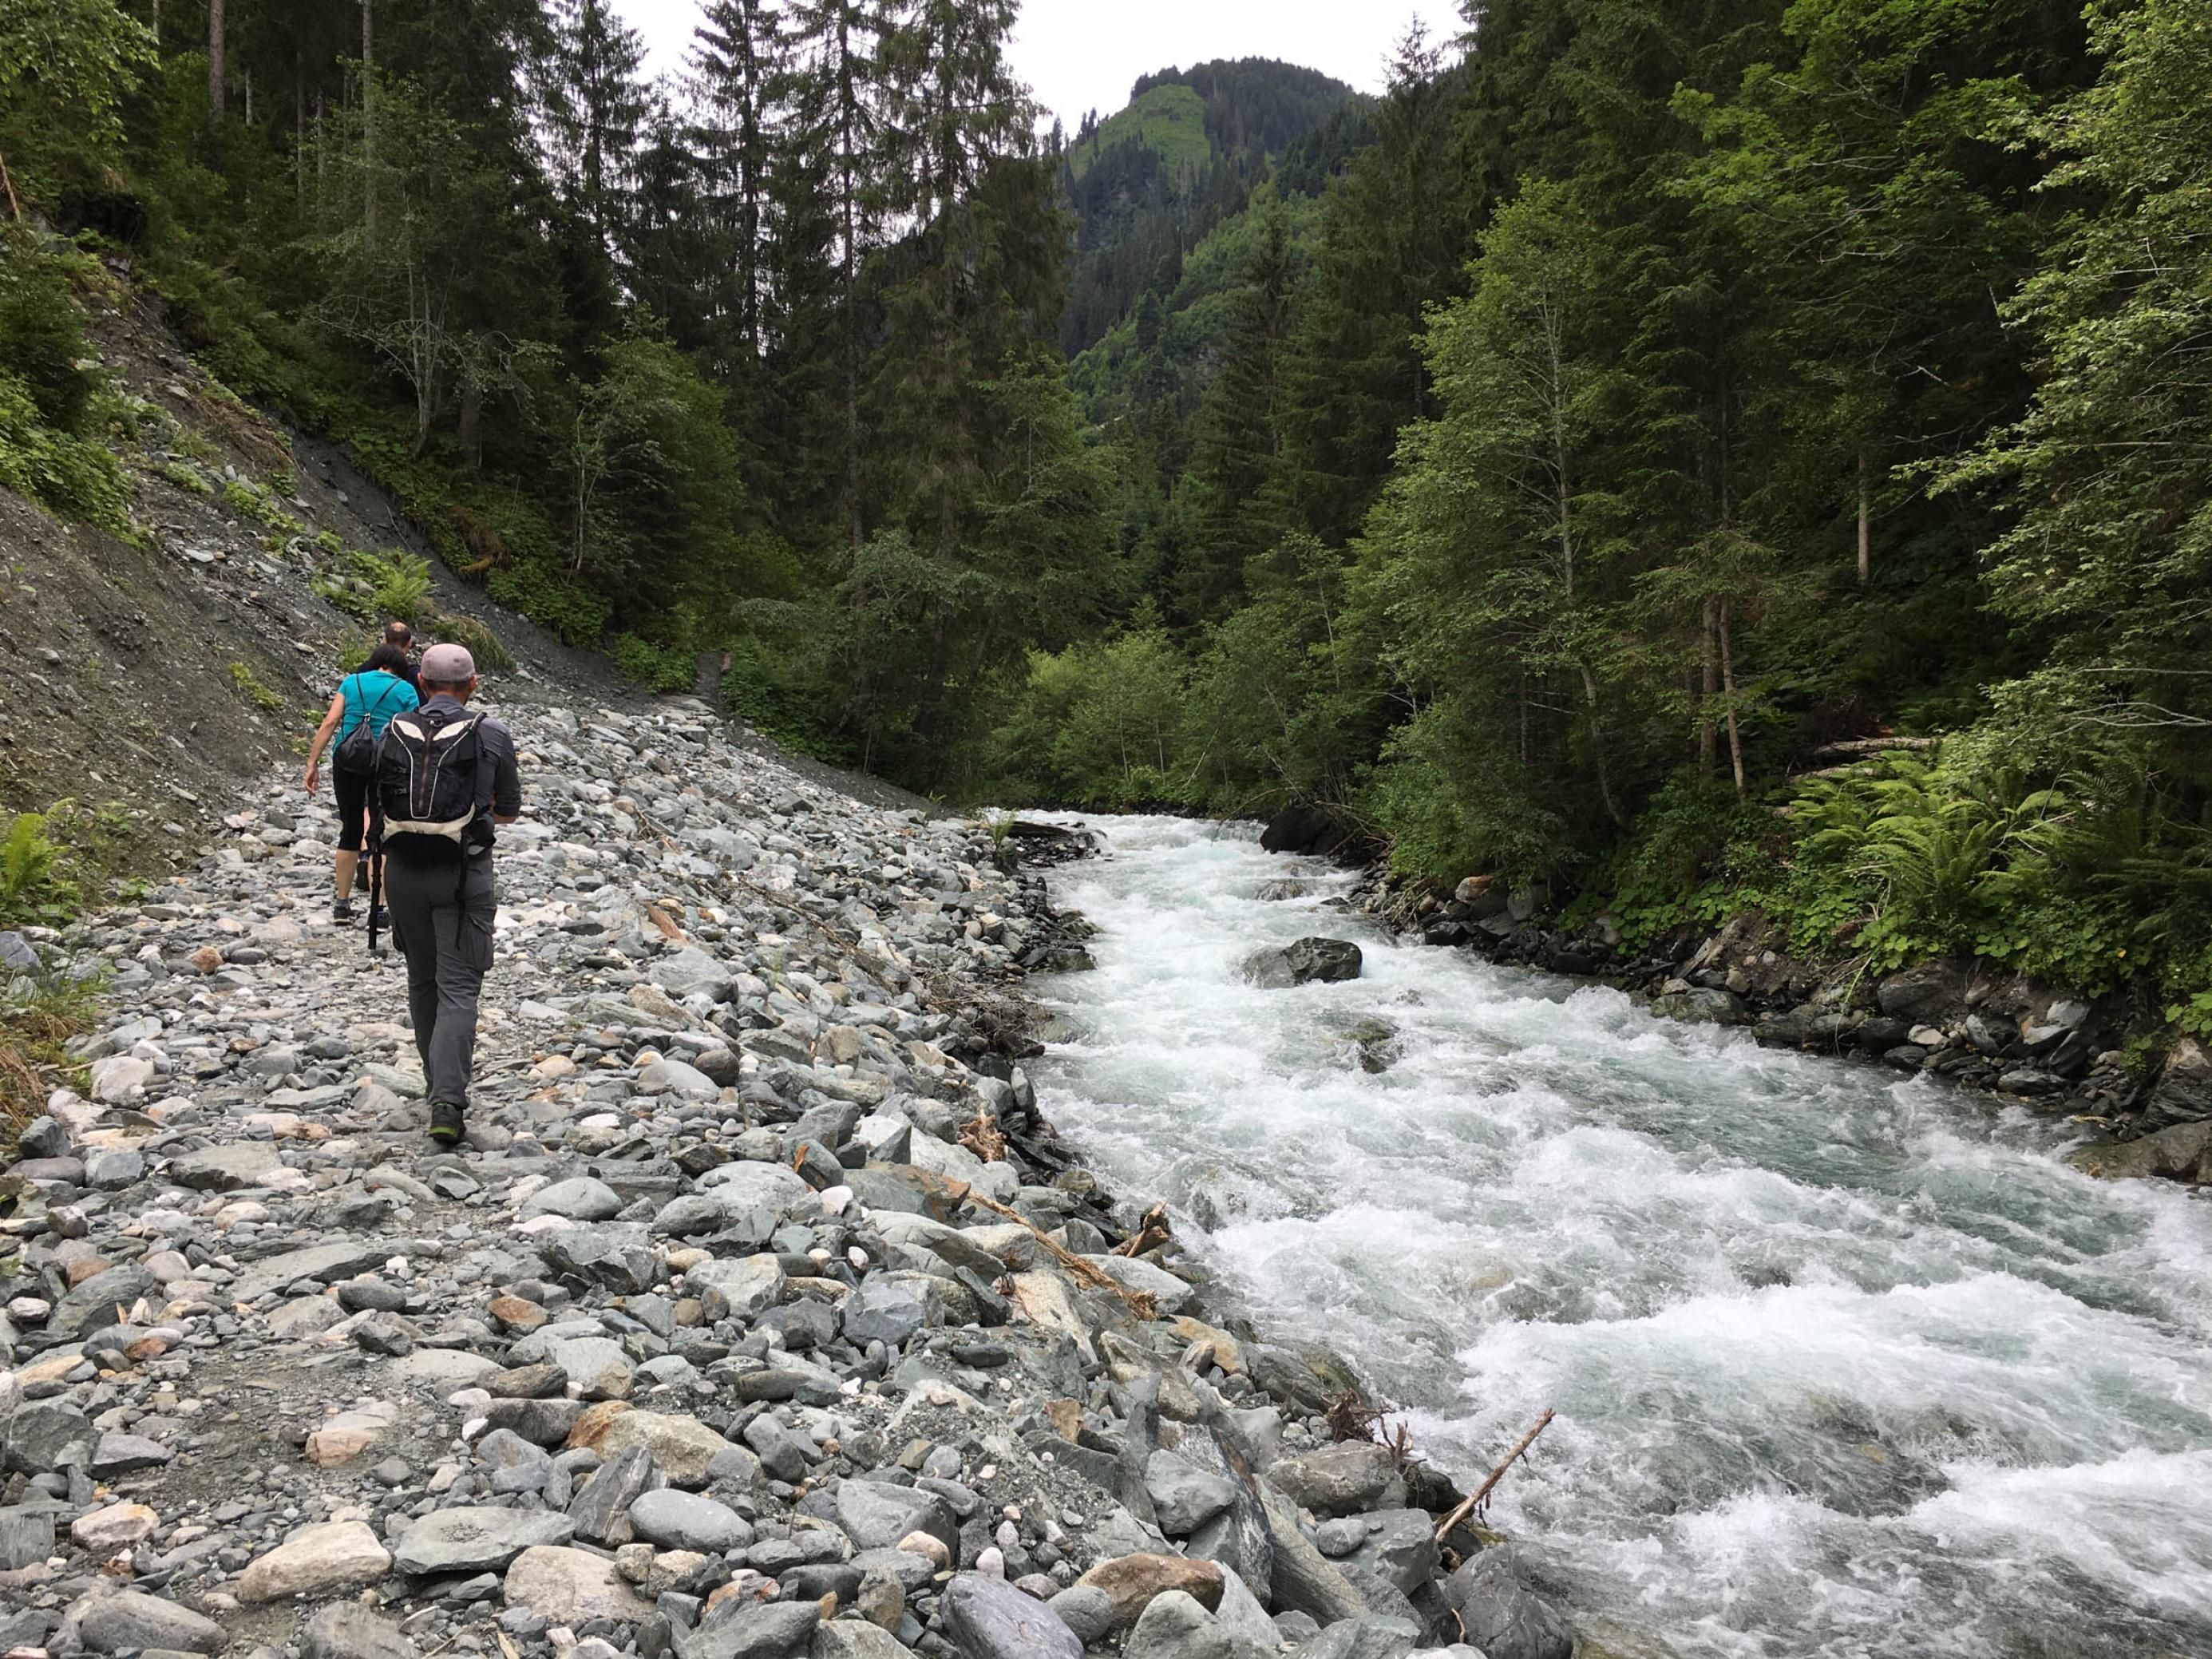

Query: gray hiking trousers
[[385, 852, 497, 1110]]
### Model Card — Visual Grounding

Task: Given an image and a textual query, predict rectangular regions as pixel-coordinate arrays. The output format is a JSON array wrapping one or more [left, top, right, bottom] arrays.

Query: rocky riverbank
[[1352, 869, 2212, 1185], [0, 680, 1577, 1659]]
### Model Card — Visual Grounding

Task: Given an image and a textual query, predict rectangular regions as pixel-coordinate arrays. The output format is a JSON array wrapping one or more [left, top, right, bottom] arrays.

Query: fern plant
[[346, 550, 432, 622], [0, 814, 71, 925]]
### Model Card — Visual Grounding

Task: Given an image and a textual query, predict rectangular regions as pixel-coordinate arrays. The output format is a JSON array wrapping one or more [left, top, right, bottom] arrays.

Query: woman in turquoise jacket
[[303, 641, 420, 924]]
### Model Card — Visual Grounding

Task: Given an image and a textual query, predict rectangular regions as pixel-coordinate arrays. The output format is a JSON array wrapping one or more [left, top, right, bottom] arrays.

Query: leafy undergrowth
[[0, 969, 100, 1144], [1557, 742, 2212, 1037]]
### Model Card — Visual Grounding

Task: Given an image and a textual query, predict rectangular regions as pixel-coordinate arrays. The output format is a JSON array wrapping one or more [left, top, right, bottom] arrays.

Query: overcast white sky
[[615, 1, 1470, 128]]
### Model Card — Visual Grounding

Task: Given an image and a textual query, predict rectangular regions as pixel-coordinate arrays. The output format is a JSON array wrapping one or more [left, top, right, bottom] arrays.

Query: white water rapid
[[1029, 817, 2212, 1659]]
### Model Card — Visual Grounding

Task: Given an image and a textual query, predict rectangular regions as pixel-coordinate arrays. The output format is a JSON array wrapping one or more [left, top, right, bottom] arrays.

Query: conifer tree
[[1183, 208, 1298, 621], [540, 0, 650, 262], [689, 0, 778, 373], [782, 0, 892, 551]]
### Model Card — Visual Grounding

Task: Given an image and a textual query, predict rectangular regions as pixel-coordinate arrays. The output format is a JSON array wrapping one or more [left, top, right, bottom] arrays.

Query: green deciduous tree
[[0, 0, 157, 207]]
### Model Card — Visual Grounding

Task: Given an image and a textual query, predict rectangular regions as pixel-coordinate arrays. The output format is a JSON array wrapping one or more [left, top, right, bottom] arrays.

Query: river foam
[[1031, 814, 2212, 1658]]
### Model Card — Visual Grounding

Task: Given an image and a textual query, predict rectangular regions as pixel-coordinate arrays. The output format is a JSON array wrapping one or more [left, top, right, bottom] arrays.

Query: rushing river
[[1027, 816, 2212, 1659]]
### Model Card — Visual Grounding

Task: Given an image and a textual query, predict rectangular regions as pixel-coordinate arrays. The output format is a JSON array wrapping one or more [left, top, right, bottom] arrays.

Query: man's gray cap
[[419, 642, 476, 683]]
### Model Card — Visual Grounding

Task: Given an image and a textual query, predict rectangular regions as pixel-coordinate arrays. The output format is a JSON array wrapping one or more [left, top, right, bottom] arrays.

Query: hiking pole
[[366, 811, 385, 956]]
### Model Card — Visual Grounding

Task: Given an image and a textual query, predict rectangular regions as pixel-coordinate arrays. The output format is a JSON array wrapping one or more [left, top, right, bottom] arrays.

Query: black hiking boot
[[333, 897, 356, 924], [428, 1101, 465, 1146]]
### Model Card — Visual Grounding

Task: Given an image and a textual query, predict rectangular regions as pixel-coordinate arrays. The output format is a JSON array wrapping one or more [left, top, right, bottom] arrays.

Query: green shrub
[[609, 633, 695, 692], [148, 457, 212, 495], [218, 476, 303, 534], [0, 814, 72, 925], [0, 237, 96, 430], [0, 370, 131, 529], [723, 633, 851, 765], [227, 660, 285, 712], [1, 967, 102, 1140], [346, 549, 432, 623], [428, 611, 515, 675], [488, 556, 610, 647], [1569, 778, 1785, 944]]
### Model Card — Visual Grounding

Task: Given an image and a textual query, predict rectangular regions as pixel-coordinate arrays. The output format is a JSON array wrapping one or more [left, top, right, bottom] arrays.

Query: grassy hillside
[[1066, 83, 1210, 183], [1057, 59, 1356, 355]]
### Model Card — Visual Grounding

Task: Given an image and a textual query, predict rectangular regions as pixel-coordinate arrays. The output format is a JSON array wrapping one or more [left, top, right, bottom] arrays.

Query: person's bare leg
[[334, 849, 360, 907]]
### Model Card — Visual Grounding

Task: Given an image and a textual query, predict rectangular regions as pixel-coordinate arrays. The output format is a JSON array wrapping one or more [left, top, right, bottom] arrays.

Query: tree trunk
[[1718, 594, 1747, 801], [840, 41, 862, 558], [362, 0, 377, 242], [1580, 665, 1627, 829], [153, 0, 161, 46], [1700, 594, 1719, 778], [457, 371, 485, 469], [208, 0, 226, 135], [1856, 453, 1871, 586], [295, 58, 306, 204]]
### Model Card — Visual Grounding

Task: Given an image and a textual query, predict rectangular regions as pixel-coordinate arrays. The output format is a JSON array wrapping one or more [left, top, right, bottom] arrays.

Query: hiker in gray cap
[[372, 641, 522, 1147]]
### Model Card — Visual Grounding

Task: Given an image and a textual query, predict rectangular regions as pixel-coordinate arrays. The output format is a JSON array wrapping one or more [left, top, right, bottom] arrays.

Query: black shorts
[[334, 765, 372, 852]]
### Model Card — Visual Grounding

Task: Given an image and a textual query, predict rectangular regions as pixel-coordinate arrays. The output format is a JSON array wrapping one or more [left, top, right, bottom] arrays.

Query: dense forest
[[3, 0, 2211, 1033]]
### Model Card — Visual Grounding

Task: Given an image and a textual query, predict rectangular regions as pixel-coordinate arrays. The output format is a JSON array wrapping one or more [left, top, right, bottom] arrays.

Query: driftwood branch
[[960, 1110, 1007, 1163], [1433, 1408, 1555, 1542], [967, 1188, 1161, 1320], [1112, 1203, 1170, 1258]]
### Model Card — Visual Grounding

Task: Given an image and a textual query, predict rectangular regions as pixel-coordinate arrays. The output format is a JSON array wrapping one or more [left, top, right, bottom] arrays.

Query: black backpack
[[333, 674, 406, 777], [373, 704, 488, 851]]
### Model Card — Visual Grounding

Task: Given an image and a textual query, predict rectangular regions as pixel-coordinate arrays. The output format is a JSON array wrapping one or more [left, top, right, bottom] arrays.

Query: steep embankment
[[0, 273, 925, 879]]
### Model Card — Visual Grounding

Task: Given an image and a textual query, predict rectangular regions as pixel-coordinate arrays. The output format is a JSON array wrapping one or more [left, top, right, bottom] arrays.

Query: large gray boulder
[[1146, 1450, 1241, 1536], [677, 1600, 821, 1659], [1438, 1551, 1573, 1659], [2140, 1033, 2212, 1132], [391, 1507, 574, 1575], [1336, 1510, 1439, 1596], [1265, 1443, 1403, 1520], [302, 1603, 419, 1659], [1874, 959, 1969, 1026], [1292, 1616, 1419, 1659], [72, 1590, 227, 1656], [841, 1277, 928, 1348], [46, 1265, 156, 1340], [1124, 1590, 1271, 1659], [3, 1400, 93, 1474], [630, 1488, 751, 1553], [1243, 939, 1363, 989], [833, 1480, 957, 1557], [519, 1176, 623, 1221], [941, 1573, 1082, 1659], [1256, 1483, 1371, 1627]]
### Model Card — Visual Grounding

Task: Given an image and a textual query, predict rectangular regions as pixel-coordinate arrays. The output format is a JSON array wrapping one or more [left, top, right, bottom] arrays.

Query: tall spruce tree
[[540, 0, 650, 263], [1182, 207, 1298, 622], [1284, 25, 1471, 546], [782, 0, 892, 552], [688, 0, 777, 375]]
